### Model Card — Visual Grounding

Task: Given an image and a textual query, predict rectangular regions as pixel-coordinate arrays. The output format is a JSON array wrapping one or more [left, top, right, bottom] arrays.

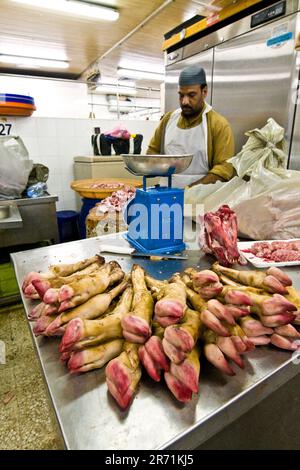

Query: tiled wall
[[0, 75, 161, 119], [4, 116, 158, 211]]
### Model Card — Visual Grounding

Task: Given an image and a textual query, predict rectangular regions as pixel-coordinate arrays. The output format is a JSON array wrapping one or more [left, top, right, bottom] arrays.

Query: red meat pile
[[247, 241, 300, 262], [202, 205, 245, 267], [90, 182, 129, 190]]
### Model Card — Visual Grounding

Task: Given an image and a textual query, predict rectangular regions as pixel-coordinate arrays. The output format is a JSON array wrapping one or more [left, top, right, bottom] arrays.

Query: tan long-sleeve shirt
[[147, 106, 235, 181]]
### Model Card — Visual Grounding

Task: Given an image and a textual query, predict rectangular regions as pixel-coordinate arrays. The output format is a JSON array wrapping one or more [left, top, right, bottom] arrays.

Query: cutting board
[[70, 178, 142, 199]]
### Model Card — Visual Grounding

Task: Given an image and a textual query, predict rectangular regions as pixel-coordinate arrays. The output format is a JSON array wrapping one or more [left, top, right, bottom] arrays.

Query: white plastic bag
[[229, 118, 286, 177], [185, 118, 289, 213], [235, 176, 300, 240], [185, 175, 250, 213], [184, 118, 300, 239], [229, 118, 289, 196], [0, 135, 33, 198]]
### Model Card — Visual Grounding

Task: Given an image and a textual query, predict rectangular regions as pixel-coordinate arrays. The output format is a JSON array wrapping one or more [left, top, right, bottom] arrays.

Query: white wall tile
[[62, 175, 74, 196], [36, 118, 57, 137], [37, 136, 59, 157], [61, 192, 77, 211], [48, 156, 64, 174], [54, 195, 64, 209], [21, 136, 39, 159], [60, 162, 74, 178], [55, 196, 65, 212], [56, 136, 71, 158], [56, 119, 76, 138], [60, 201, 75, 211], [57, 140, 78, 162], [47, 172, 62, 193], [73, 135, 91, 155], [74, 119, 93, 137], [13, 118, 37, 138]]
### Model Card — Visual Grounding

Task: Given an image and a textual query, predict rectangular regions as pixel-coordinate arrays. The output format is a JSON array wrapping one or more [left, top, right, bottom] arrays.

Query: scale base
[[123, 233, 186, 255]]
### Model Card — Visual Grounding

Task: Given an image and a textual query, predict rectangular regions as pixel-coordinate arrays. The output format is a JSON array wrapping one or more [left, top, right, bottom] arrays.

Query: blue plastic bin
[[56, 210, 80, 243]]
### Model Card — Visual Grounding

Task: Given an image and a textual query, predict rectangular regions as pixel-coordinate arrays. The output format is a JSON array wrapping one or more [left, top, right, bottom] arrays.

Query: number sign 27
[[0, 123, 12, 135]]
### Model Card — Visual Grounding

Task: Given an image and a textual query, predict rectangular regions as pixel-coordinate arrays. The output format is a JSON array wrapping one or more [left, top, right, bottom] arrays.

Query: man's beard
[[181, 106, 199, 117]]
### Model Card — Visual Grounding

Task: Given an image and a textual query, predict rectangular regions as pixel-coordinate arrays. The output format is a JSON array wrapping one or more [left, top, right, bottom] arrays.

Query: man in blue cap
[[147, 64, 235, 188]]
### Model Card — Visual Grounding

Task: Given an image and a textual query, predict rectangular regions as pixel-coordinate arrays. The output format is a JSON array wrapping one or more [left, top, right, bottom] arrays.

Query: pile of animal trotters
[[22, 255, 300, 410]]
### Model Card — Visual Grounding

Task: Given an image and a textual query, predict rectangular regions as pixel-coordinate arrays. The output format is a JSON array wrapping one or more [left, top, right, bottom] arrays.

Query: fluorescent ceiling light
[[101, 78, 136, 88], [0, 41, 68, 61], [117, 68, 165, 82], [95, 82, 137, 96], [118, 59, 164, 75], [0, 54, 69, 69], [11, 0, 119, 21]]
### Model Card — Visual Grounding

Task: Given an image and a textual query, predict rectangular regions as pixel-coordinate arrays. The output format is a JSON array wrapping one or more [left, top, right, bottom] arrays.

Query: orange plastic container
[[0, 101, 36, 116]]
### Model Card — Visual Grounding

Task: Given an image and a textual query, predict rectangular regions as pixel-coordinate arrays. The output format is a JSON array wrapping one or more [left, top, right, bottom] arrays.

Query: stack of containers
[[0, 93, 36, 116]]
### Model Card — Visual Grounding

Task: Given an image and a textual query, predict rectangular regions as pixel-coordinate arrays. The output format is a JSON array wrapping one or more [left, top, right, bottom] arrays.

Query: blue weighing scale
[[122, 154, 193, 255]]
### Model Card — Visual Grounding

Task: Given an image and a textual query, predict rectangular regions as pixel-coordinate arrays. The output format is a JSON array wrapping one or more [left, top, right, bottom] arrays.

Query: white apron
[[161, 104, 212, 188]]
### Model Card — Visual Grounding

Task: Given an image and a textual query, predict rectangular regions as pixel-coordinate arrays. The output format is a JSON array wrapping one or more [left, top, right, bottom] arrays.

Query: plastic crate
[[0, 262, 19, 298]]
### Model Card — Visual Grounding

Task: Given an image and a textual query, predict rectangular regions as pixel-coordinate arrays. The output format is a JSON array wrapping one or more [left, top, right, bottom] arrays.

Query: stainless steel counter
[[0, 195, 59, 247], [0, 203, 22, 229], [11, 235, 300, 450]]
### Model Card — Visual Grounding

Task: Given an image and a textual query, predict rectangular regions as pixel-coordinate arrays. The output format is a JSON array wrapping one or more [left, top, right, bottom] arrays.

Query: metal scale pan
[[122, 153, 193, 178]]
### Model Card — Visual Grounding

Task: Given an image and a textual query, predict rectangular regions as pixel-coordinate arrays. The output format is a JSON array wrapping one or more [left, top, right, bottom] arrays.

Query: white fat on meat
[[95, 186, 136, 214]]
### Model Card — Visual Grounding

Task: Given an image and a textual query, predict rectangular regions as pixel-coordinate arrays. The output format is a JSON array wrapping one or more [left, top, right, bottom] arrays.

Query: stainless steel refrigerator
[[165, 0, 300, 168]]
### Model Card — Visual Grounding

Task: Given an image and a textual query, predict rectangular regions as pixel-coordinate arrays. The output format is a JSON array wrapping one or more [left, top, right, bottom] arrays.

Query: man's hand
[[186, 173, 224, 188]]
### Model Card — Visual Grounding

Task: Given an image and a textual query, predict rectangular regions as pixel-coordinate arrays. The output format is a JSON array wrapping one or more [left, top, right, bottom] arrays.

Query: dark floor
[[0, 303, 64, 450]]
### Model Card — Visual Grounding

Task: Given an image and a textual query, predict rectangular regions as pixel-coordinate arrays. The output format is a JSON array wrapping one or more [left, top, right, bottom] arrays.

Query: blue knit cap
[[178, 65, 206, 87]]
